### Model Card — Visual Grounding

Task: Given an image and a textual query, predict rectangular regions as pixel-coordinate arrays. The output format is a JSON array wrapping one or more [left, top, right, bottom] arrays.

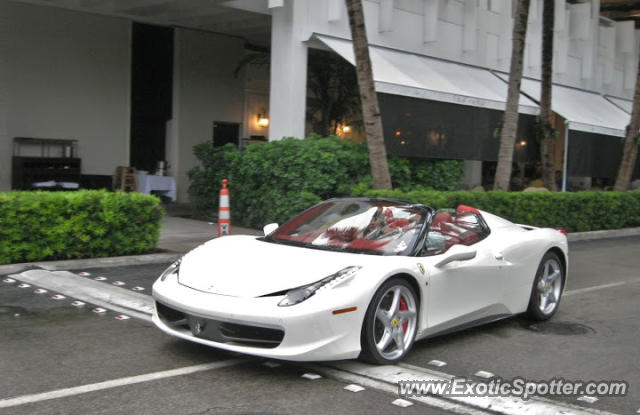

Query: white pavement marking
[[343, 384, 365, 393], [2, 278, 16, 283], [301, 373, 322, 380], [428, 359, 447, 367], [473, 370, 494, 379], [71, 301, 85, 307], [0, 359, 245, 409], [94, 277, 107, 281], [318, 361, 619, 415], [33, 289, 47, 294], [577, 396, 599, 404], [17, 283, 30, 288], [392, 399, 414, 408], [564, 278, 640, 297], [263, 361, 281, 368], [114, 315, 130, 320]]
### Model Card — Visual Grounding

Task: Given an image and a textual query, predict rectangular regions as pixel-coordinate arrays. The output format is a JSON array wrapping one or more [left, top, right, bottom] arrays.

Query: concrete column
[[0, 2, 9, 191], [462, 1, 477, 52], [462, 160, 483, 189], [423, 0, 438, 43], [268, 0, 308, 141]]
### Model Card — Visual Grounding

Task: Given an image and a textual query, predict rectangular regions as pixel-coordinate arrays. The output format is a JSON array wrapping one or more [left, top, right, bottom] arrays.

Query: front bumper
[[151, 274, 366, 361]]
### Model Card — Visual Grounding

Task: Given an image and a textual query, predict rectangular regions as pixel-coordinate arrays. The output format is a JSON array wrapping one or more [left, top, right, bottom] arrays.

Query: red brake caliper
[[399, 297, 408, 332]]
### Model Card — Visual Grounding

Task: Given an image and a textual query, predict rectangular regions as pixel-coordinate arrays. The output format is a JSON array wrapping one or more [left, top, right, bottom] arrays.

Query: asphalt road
[[1, 237, 639, 414]]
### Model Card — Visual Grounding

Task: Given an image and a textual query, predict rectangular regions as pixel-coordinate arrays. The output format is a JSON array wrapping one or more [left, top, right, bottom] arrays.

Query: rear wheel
[[360, 278, 418, 364], [527, 252, 564, 321]]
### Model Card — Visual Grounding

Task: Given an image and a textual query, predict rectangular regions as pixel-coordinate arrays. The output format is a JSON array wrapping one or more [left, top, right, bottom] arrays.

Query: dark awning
[[379, 93, 537, 163]]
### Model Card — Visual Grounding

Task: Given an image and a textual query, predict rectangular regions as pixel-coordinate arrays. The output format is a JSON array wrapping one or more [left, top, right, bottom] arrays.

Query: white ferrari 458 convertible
[[152, 197, 568, 364]]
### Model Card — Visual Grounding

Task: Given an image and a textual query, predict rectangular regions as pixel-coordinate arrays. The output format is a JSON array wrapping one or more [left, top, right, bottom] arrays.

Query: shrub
[[188, 135, 463, 227], [0, 190, 164, 264], [356, 189, 640, 232]]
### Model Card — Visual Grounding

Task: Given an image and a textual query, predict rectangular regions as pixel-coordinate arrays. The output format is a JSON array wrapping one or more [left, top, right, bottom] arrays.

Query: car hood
[[178, 235, 367, 298]]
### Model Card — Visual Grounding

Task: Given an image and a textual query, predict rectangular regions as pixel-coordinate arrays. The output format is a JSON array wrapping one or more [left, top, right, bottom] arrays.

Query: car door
[[424, 235, 510, 332], [418, 210, 511, 334]]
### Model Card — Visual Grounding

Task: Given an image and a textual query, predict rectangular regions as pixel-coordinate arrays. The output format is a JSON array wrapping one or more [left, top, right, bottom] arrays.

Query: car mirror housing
[[434, 245, 477, 268], [263, 223, 279, 236]]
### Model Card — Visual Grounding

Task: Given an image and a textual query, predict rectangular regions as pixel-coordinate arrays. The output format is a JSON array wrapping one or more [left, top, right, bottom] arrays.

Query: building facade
[[0, 0, 637, 201]]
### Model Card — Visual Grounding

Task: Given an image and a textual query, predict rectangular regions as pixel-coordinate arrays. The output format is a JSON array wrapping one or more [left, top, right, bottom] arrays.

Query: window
[[270, 199, 427, 256], [421, 207, 490, 256]]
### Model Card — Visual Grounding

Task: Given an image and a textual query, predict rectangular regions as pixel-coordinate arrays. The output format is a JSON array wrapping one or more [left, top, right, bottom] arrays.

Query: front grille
[[157, 301, 186, 323], [155, 301, 284, 349], [219, 322, 284, 346]]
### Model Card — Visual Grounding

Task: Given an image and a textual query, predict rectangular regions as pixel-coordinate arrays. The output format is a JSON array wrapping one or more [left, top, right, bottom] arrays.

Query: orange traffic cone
[[218, 179, 231, 236]]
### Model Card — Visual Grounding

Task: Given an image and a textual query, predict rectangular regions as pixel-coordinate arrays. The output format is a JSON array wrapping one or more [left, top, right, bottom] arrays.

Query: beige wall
[[0, 1, 130, 191], [1, 3, 254, 203], [170, 29, 246, 202]]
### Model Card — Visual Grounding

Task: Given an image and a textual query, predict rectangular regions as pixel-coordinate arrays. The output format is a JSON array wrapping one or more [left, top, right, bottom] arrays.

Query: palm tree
[[539, 0, 556, 190], [345, 0, 392, 190], [613, 53, 640, 190], [494, 0, 531, 190]]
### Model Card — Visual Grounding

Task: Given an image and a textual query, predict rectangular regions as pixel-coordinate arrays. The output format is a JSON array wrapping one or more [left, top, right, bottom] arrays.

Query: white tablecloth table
[[136, 172, 176, 201]]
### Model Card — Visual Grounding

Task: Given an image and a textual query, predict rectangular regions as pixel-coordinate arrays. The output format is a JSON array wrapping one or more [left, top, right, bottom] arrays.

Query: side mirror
[[263, 223, 279, 236], [435, 244, 477, 268]]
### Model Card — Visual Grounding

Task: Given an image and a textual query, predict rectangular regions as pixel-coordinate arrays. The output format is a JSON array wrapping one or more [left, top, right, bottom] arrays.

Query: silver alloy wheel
[[373, 285, 418, 360], [536, 257, 563, 315]]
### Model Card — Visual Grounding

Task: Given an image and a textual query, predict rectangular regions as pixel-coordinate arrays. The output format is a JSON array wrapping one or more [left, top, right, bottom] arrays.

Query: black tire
[[527, 251, 564, 321], [360, 278, 419, 364]]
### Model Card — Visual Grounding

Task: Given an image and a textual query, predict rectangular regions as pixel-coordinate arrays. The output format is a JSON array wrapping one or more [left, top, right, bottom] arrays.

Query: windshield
[[268, 199, 428, 255]]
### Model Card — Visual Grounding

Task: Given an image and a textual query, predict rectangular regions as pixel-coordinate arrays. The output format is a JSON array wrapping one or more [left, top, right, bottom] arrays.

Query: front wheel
[[527, 252, 564, 321], [360, 278, 419, 364]]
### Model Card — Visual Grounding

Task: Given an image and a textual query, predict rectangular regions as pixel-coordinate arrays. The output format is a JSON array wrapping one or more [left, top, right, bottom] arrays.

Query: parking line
[[564, 278, 640, 297], [0, 359, 245, 409]]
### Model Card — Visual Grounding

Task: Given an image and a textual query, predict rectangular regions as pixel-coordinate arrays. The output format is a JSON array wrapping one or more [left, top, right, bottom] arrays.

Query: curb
[[0, 252, 180, 275], [567, 226, 640, 242], [2, 227, 639, 274], [312, 362, 615, 415], [8, 269, 154, 321]]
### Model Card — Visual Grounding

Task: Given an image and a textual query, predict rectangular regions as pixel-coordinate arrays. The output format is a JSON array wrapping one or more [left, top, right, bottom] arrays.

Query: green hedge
[[356, 189, 640, 232], [188, 135, 463, 227], [0, 190, 164, 264]]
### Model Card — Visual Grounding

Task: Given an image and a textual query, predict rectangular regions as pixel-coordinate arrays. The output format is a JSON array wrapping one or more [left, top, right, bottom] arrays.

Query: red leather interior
[[431, 212, 453, 230]]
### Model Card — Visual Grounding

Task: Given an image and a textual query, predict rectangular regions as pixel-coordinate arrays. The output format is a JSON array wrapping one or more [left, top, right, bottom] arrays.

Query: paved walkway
[[158, 216, 261, 253]]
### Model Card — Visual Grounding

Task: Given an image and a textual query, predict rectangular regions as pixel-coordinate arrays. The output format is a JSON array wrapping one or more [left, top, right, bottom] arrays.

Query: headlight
[[160, 258, 181, 282], [278, 266, 361, 307]]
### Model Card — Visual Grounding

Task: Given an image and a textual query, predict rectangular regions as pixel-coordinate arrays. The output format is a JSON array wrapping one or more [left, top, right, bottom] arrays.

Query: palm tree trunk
[[540, 0, 556, 190], [494, 0, 530, 191], [345, 0, 392, 190], [613, 51, 640, 190]]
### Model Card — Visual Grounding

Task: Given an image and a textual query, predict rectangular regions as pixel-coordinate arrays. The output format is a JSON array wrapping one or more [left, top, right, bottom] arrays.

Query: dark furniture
[[12, 137, 81, 190]]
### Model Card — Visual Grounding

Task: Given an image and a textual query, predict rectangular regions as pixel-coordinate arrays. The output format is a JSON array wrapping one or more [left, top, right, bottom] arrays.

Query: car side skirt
[[417, 304, 512, 340]]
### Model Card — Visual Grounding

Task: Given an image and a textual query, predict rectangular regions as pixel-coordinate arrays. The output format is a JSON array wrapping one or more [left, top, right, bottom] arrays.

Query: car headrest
[[431, 212, 453, 228]]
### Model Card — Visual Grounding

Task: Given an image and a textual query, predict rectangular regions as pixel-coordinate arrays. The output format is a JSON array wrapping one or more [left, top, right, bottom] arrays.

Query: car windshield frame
[[265, 198, 432, 256]]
